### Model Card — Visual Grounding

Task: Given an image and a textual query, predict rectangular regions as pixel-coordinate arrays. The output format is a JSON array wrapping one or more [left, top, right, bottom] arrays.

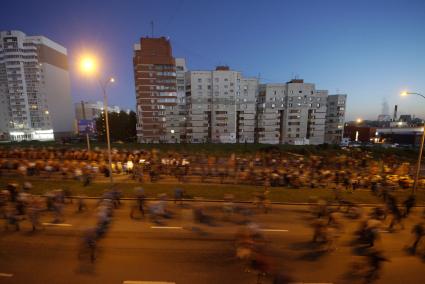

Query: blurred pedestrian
[[410, 222, 424, 254]]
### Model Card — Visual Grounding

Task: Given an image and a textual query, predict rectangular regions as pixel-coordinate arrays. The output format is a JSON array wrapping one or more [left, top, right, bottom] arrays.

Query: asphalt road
[[1, 200, 424, 284]]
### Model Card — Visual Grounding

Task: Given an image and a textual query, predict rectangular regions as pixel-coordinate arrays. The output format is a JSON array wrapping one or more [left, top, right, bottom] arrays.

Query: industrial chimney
[[393, 105, 398, 121]]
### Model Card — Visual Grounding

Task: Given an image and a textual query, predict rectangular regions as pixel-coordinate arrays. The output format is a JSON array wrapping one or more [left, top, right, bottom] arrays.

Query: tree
[[95, 110, 137, 142]]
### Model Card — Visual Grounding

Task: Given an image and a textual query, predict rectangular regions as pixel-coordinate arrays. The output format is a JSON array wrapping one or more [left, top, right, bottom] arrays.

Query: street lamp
[[401, 91, 424, 194], [79, 55, 115, 184], [356, 118, 363, 124]]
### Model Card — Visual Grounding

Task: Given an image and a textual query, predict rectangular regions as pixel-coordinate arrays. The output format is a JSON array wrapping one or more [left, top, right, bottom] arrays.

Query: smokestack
[[393, 105, 398, 121]]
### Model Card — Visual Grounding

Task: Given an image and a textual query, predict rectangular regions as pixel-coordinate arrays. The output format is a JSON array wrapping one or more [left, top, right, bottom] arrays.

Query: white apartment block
[[185, 66, 258, 143], [0, 30, 74, 141], [237, 78, 258, 143], [325, 94, 347, 144], [75, 101, 121, 121], [257, 79, 327, 145]]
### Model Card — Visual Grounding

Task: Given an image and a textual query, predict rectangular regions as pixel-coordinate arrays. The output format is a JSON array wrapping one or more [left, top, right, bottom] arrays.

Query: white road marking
[[150, 226, 183, 230], [0, 273, 13, 277], [123, 281, 175, 284], [290, 282, 333, 284], [42, 223, 73, 227], [260, 229, 289, 232]]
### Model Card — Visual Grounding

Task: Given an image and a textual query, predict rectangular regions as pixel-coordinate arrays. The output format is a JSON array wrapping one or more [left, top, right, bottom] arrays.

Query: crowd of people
[[306, 184, 425, 283], [0, 147, 422, 190], [1, 146, 425, 283], [1, 179, 425, 283]]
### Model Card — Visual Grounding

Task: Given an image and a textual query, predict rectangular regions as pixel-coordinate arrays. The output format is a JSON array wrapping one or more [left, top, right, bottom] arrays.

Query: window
[[214, 78, 219, 82], [198, 78, 202, 83], [299, 90, 302, 94], [198, 85, 202, 90]]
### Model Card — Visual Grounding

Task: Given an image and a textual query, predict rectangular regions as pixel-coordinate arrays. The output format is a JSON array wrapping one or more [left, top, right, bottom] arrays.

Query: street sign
[[77, 119, 96, 134]]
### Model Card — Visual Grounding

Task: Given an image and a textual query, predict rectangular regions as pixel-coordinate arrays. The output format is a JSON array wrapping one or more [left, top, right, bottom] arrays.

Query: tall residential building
[[74, 101, 121, 121], [0, 30, 74, 141], [325, 94, 347, 144], [174, 58, 188, 143], [185, 66, 258, 143], [133, 37, 177, 143], [257, 79, 327, 145]]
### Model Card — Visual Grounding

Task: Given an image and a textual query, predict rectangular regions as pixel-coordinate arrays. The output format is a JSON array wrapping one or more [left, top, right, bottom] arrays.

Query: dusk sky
[[1, 0, 424, 121]]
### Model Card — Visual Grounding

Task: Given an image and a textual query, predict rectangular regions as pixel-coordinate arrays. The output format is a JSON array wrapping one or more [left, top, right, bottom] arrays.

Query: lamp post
[[100, 77, 115, 184], [79, 56, 115, 184], [401, 91, 424, 194]]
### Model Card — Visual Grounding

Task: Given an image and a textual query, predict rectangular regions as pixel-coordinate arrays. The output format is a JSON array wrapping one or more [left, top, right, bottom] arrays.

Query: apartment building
[[185, 66, 258, 143], [0, 30, 74, 141], [237, 77, 258, 143], [167, 58, 187, 143], [133, 37, 177, 143], [257, 79, 327, 145], [325, 94, 347, 144]]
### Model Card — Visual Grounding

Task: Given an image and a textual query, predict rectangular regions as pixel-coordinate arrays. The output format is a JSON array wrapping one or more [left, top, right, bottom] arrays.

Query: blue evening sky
[[1, 0, 424, 120]]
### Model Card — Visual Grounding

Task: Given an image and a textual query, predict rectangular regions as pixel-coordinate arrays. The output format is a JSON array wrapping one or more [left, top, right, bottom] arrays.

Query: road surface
[[1, 200, 424, 283]]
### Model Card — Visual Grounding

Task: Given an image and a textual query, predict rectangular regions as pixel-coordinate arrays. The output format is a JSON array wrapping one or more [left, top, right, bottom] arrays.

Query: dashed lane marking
[[0, 273, 13, 277], [123, 281, 175, 284], [150, 226, 183, 229], [42, 223, 73, 227], [260, 229, 289, 232], [290, 282, 333, 284]]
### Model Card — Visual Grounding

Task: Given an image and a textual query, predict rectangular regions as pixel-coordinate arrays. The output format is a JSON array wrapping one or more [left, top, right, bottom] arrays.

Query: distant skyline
[[1, 0, 424, 121]]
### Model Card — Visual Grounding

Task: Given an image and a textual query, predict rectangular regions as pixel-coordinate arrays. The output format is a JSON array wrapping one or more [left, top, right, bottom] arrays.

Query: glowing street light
[[79, 56, 97, 75], [356, 118, 363, 123], [78, 53, 115, 184], [401, 91, 425, 99], [401, 90, 424, 194]]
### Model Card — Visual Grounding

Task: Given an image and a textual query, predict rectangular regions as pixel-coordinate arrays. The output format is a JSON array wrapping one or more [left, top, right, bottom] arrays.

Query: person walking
[[403, 195, 416, 218]]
